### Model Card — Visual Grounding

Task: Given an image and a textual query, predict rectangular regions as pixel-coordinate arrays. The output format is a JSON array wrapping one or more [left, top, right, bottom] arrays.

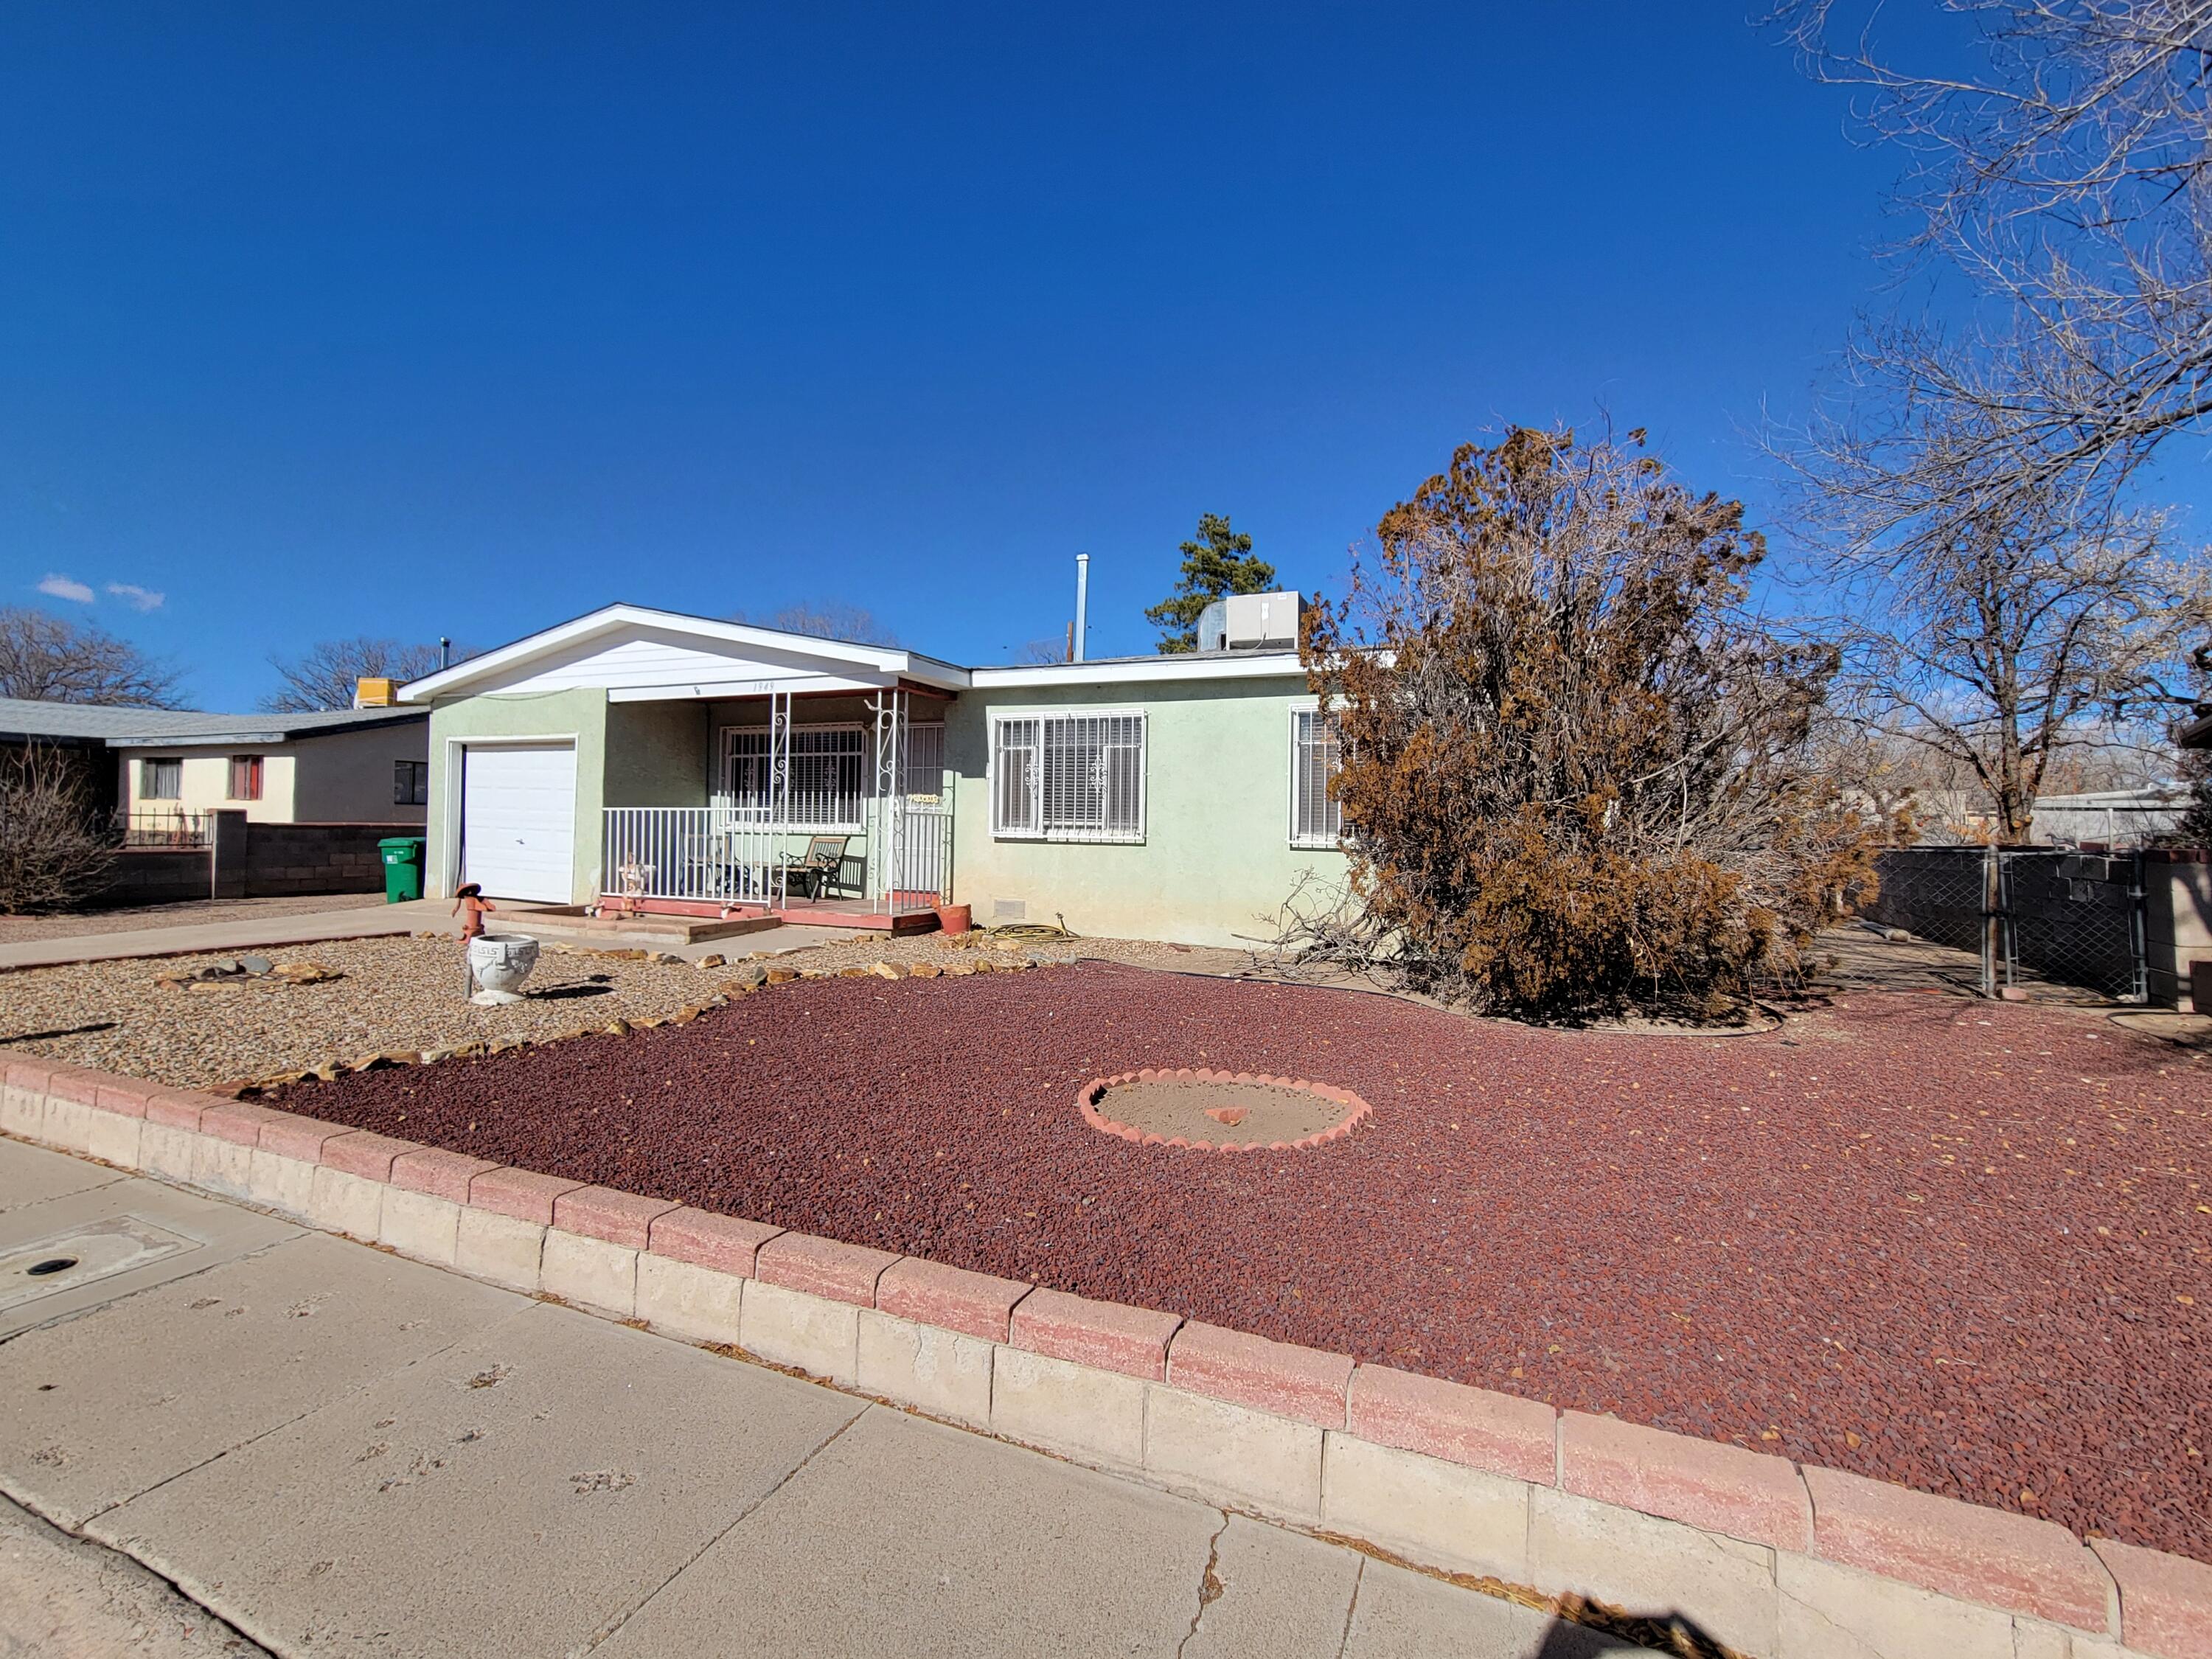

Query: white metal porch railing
[[601, 802, 952, 915], [601, 686, 952, 918]]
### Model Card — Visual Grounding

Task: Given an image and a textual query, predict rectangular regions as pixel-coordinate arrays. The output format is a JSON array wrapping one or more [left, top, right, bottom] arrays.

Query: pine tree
[[1144, 514, 1276, 653]]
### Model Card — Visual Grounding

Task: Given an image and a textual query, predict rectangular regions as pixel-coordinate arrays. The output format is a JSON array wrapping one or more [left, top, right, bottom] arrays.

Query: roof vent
[[1221, 591, 1303, 650]]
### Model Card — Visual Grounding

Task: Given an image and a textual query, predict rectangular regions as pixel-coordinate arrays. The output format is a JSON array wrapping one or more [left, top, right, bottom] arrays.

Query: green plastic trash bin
[[378, 836, 427, 903]]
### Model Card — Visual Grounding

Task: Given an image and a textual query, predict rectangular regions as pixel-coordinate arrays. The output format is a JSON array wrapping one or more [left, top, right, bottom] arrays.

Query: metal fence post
[[1980, 844, 2003, 999], [2129, 849, 2150, 1005]]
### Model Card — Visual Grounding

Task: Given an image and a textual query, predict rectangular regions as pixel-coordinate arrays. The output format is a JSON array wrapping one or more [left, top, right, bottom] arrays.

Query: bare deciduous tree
[[1766, 4, 2211, 833], [1287, 425, 1882, 1022], [728, 602, 900, 647], [1809, 481, 2197, 839], [1812, 699, 2171, 844], [1770, 1, 2211, 537], [0, 744, 113, 913], [0, 607, 182, 707], [262, 638, 458, 712]]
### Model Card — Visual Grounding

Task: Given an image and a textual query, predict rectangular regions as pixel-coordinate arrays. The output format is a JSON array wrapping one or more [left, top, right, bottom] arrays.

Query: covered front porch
[[599, 683, 955, 932]]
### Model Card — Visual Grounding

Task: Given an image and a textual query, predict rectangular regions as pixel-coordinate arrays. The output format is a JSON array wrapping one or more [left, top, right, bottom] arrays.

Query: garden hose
[[985, 916, 1077, 943]]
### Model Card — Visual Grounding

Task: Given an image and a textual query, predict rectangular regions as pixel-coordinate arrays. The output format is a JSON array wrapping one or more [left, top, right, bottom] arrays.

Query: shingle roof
[[0, 698, 425, 747], [0, 699, 230, 742]]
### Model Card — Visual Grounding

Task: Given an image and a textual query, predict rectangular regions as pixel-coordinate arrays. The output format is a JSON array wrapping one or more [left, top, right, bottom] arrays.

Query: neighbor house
[[396, 600, 1344, 946], [1, 698, 256, 824], [108, 703, 431, 832]]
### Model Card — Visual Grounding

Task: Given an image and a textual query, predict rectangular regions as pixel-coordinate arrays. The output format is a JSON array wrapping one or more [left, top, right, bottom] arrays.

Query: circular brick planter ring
[[1077, 1068, 1371, 1152]]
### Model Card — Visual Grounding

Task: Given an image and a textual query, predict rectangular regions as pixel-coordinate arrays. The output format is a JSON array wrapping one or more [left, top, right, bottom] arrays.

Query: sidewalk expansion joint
[[72, 1282, 538, 1535], [1332, 1556, 1365, 1659], [576, 1400, 872, 1655], [0, 1490, 274, 1658], [0, 1229, 305, 1352]]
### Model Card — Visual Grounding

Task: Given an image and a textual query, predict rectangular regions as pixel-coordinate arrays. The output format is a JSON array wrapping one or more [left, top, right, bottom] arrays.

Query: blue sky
[[4, 4, 1975, 706]]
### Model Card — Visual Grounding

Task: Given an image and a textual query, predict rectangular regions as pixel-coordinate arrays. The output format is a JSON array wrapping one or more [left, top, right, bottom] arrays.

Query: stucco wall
[[2148, 851, 2212, 1006], [425, 686, 609, 903], [118, 748, 298, 824], [288, 720, 430, 824], [946, 674, 1346, 947], [605, 700, 709, 807], [421, 674, 1344, 935]]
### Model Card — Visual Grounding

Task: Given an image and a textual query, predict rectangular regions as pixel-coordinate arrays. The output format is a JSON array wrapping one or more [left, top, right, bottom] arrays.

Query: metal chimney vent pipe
[[1074, 552, 1090, 663]]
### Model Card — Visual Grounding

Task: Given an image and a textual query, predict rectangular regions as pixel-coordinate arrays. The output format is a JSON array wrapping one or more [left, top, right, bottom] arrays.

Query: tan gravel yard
[[0, 928, 1248, 1090], [0, 936, 745, 1089]]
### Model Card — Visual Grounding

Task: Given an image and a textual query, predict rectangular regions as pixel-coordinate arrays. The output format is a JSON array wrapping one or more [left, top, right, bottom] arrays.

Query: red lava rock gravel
[[270, 961, 2212, 1559]]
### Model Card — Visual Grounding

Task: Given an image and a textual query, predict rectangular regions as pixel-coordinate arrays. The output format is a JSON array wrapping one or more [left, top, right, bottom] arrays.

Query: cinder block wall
[[102, 848, 212, 905], [237, 821, 422, 897]]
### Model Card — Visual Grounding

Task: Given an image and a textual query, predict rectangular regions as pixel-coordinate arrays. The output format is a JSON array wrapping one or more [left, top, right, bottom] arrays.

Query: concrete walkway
[[0, 1138, 1651, 1659], [0, 900, 453, 973], [0, 898, 865, 973]]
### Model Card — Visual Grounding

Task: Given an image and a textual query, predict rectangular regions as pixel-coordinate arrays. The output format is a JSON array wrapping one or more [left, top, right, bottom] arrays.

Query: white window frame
[[989, 708, 1147, 844], [718, 723, 869, 831], [1287, 701, 1345, 849]]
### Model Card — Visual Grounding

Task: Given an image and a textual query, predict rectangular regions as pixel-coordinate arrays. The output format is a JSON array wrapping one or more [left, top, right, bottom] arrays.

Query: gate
[[1862, 846, 2149, 1002]]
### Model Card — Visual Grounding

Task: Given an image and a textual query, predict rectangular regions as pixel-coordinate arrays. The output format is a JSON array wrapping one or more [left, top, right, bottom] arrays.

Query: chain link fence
[[1860, 846, 2149, 1002]]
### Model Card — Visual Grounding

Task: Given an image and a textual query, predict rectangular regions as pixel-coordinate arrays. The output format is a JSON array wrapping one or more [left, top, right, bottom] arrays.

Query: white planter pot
[[468, 933, 541, 1005]]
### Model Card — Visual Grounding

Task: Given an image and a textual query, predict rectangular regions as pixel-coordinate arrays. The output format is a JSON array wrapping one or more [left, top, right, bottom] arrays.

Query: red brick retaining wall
[[5, 1054, 2206, 1659]]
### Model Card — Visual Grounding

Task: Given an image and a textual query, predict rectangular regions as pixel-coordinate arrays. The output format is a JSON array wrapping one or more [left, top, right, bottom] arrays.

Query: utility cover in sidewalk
[[0, 1217, 194, 1313]]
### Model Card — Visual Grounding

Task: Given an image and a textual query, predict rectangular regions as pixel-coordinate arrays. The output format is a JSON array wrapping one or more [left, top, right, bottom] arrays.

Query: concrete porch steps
[[498, 908, 784, 950]]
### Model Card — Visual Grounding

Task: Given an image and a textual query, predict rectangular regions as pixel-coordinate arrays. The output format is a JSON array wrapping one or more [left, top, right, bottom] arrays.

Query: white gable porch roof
[[397, 603, 972, 704]]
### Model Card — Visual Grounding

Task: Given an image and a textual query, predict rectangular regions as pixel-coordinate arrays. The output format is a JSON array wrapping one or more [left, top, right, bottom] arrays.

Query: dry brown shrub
[[0, 743, 114, 914], [1290, 424, 1884, 1021]]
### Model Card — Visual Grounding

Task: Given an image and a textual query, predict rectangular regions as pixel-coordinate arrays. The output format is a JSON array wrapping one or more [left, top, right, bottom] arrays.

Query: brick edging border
[[4, 1054, 2206, 1659], [1076, 1068, 1372, 1151]]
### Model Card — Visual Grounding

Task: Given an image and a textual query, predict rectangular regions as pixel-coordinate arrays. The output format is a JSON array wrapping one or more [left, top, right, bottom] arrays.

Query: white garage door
[[460, 742, 576, 902]]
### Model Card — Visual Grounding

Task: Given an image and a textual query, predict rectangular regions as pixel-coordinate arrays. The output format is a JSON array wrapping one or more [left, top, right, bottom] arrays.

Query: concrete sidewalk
[[0, 1138, 1649, 1658]]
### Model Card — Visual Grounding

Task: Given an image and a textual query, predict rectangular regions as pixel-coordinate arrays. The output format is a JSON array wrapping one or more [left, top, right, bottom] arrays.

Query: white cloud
[[36, 574, 94, 603], [105, 582, 164, 612]]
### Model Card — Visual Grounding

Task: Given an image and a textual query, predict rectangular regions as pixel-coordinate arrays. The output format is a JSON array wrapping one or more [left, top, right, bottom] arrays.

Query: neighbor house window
[[394, 759, 429, 806], [990, 712, 1144, 842], [1290, 708, 1342, 847], [140, 758, 181, 800], [227, 755, 263, 801], [720, 725, 866, 827]]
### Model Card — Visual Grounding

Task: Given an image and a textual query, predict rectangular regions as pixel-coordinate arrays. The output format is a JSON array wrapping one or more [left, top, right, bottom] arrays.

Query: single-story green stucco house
[[397, 600, 1344, 947]]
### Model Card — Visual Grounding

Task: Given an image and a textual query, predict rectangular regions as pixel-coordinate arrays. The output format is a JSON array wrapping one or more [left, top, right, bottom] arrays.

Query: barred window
[[992, 712, 1144, 842], [721, 725, 866, 827], [1290, 708, 1342, 847]]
